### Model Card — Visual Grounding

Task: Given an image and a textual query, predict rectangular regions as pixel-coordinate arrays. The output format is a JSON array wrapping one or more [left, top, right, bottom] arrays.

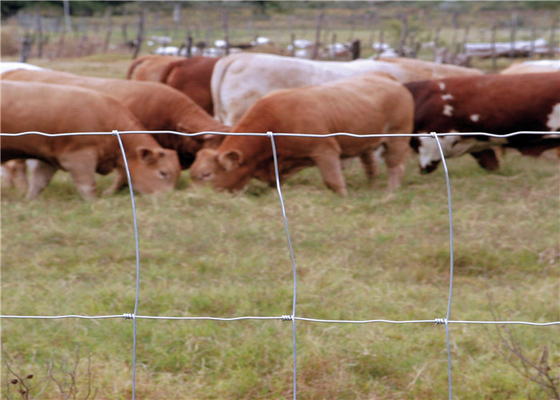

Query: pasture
[[1, 53, 559, 398], [2, 0, 560, 394]]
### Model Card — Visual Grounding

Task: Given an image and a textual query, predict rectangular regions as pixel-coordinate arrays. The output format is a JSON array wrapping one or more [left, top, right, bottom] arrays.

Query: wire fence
[[1, 130, 559, 399]]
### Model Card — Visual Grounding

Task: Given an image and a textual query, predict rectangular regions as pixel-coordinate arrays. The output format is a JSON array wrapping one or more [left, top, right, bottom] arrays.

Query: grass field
[[1, 51, 559, 398]]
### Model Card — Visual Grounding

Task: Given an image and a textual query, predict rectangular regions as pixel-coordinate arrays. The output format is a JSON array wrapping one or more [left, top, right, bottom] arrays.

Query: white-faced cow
[[191, 72, 414, 196], [2, 67, 228, 170], [211, 52, 433, 126], [1, 81, 181, 200], [405, 72, 560, 173]]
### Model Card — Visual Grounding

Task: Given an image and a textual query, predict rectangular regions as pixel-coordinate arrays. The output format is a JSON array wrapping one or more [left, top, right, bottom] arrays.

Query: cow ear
[[176, 122, 189, 133], [137, 146, 160, 165], [218, 150, 243, 171]]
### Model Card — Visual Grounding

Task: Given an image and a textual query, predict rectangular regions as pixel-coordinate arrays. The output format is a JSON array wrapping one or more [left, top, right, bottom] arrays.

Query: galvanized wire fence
[[1, 130, 559, 399]]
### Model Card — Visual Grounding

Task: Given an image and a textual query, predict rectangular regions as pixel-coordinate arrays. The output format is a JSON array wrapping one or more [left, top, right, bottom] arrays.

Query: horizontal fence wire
[[2, 315, 559, 325], [3, 130, 557, 138], [1, 130, 559, 400]]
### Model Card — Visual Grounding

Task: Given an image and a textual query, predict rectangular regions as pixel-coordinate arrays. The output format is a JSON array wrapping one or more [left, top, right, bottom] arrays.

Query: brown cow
[[158, 56, 219, 116], [127, 55, 218, 115], [190, 72, 414, 196], [405, 72, 560, 173], [126, 55, 183, 80], [2, 68, 228, 169], [1, 81, 181, 200]]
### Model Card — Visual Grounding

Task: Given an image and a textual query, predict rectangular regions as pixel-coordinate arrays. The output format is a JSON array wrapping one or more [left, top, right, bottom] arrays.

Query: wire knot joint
[[281, 315, 294, 322], [434, 318, 447, 325], [123, 313, 135, 320]]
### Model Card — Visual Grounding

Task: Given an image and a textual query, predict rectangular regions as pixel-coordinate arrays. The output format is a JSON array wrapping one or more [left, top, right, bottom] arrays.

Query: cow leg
[[12, 160, 30, 194], [312, 151, 347, 196], [358, 150, 378, 187], [470, 149, 500, 171], [103, 168, 127, 196], [382, 137, 410, 190], [58, 151, 99, 200], [2, 159, 29, 195], [26, 160, 58, 200]]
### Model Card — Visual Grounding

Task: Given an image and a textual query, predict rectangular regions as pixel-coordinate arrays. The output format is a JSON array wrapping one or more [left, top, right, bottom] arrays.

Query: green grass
[[1, 13, 559, 395], [2, 150, 559, 399]]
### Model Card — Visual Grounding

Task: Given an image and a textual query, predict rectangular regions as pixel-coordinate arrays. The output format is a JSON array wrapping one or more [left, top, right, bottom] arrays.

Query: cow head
[[413, 136, 446, 174], [414, 135, 469, 174], [129, 147, 181, 194], [414, 134, 508, 174], [190, 148, 253, 192]]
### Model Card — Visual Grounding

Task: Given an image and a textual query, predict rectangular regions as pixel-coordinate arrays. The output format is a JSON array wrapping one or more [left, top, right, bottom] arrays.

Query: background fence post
[[549, 20, 558, 58], [63, 0, 71, 33], [398, 14, 408, 56], [222, 8, 229, 56], [103, 7, 113, 53], [351, 38, 360, 60], [509, 12, 517, 59], [491, 20, 497, 72], [433, 27, 440, 61], [312, 11, 324, 60], [35, 12, 44, 58], [20, 33, 33, 62], [132, 9, 145, 60]]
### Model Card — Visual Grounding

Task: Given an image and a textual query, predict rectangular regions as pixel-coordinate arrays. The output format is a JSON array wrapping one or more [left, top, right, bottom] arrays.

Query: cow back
[[211, 52, 431, 126]]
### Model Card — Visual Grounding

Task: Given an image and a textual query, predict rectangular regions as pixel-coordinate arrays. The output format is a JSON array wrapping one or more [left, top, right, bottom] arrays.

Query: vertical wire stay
[[430, 132, 455, 400], [267, 132, 298, 400], [113, 131, 140, 400]]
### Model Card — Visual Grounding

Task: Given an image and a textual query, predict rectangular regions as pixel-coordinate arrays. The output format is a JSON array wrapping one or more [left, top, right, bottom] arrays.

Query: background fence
[[4, 2, 559, 72], [1, 130, 558, 399]]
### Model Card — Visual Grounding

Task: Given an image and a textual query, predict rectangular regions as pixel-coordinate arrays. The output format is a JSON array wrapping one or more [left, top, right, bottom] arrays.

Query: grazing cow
[[378, 57, 484, 78], [405, 72, 560, 173], [2, 68, 228, 170], [0, 63, 48, 188], [128, 55, 218, 115], [211, 52, 433, 126], [500, 60, 560, 75], [1, 81, 181, 200], [191, 72, 414, 196]]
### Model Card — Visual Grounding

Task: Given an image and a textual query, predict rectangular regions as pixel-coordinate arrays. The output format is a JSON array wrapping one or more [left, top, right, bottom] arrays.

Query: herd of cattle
[[1, 53, 559, 199]]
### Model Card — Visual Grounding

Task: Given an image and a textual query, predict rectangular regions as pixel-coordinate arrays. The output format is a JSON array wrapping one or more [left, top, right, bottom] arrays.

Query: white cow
[[1, 62, 45, 74], [211, 53, 434, 126], [500, 59, 560, 75], [377, 57, 484, 78]]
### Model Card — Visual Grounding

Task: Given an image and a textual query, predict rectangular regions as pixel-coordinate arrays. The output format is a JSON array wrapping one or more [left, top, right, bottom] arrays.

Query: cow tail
[[126, 57, 147, 79]]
